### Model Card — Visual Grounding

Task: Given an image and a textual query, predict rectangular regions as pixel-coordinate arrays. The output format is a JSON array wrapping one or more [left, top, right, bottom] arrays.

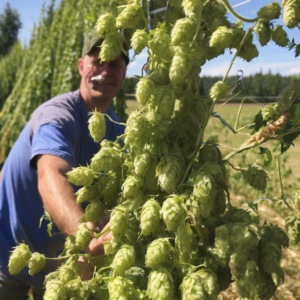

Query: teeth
[[91, 75, 103, 81]]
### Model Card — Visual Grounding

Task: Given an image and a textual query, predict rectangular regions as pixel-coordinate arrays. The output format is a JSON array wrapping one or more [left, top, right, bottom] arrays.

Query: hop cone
[[134, 152, 152, 177], [78, 199, 105, 223], [63, 235, 80, 255], [161, 195, 187, 231], [97, 171, 120, 202], [257, 1, 281, 21], [100, 31, 125, 62], [257, 270, 277, 300], [91, 147, 122, 172], [58, 265, 79, 284], [212, 188, 226, 216], [283, 0, 300, 28], [122, 175, 143, 198], [67, 167, 94, 186], [131, 29, 148, 55], [135, 78, 155, 106], [8, 243, 32, 275], [272, 25, 289, 47], [44, 280, 66, 300], [176, 221, 194, 264], [140, 199, 161, 236], [112, 245, 135, 275], [75, 224, 94, 250], [65, 279, 83, 298], [156, 86, 176, 120], [110, 206, 129, 240], [116, 3, 141, 29], [182, 0, 203, 17], [231, 224, 259, 252], [210, 26, 233, 50], [198, 144, 221, 166], [28, 252, 46, 275], [239, 42, 259, 62], [146, 238, 173, 268], [254, 19, 272, 46], [75, 185, 99, 204], [95, 13, 117, 37], [180, 273, 207, 300], [261, 223, 289, 248], [125, 111, 147, 147], [148, 267, 174, 300], [286, 215, 300, 244], [197, 269, 219, 300], [259, 241, 282, 273], [156, 156, 182, 194], [171, 18, 194, 46], [209, 81, 229, 101], [244, 163, 268, 191], [229, 251, 248, 278], [104, 239, 120, 256], [88, 111, 106, 143], [108, 277, 136, 300]]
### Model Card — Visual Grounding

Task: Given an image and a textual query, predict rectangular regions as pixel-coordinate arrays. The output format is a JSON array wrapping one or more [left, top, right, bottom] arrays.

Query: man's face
[[78, 48, 127, 102]]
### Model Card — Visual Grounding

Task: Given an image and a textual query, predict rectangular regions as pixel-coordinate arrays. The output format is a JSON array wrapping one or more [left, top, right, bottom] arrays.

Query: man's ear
[[78, 58, 84, 76], [122, 66, 127, 81]]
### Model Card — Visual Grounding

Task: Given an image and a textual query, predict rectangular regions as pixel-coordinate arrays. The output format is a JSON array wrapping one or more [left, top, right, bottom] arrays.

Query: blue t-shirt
[[0, 90, 125, 287]]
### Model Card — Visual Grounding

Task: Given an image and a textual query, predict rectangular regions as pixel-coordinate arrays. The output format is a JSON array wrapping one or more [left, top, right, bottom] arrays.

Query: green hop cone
[[63, 235, 80, 255], [112, 245, 135, 275], [257, 1, 281, 21], [197, 268, 219, 300], [209, 26, 233, 50], [78, 199, 105, 223], [182, 0, 203, 17], [67, 167, 94, 186], [28, 253, 46, 275], [161, 195, 187, 231], [88, 110, 106, 143], [257, 270, 277, 300], [91, 146, 122, 172], [95, 13, 117, 37], [99, 31, 126, 62], [148, 267, 174, 300], [261, 103, 280, 122], [135, 78, 156, 106], [259, 241, 282, 273], [198, 144, 221, 166], [180, 273, 208, 300], [75, 185, 99, 204], [229, 252, 248, 278], [110, 206, 129, 240], [131, 29, 148, 55], [231, 224, 259, 253], [171, 18, 194, 46], [58, 265, 79, 284], [122, 175, 143, 198], [244, 163, 268, 191], [108, 277, 136, 300], [75, 224, 94, 250], [134, 152, 152, 177], [156, 86, 176, 120], [175, 221, 194, 264], [8, 243, 32, 275], [65, 278, 83, 298], [44, 280, 66, 300], [156, 156, 183, 194], [212, 188, 226, 216], [283, 0, 300, 28], [272, 25, 289, 47], [238, 42, 259, 62], [271, 265, 285, 287], [254, 19, 272, 46], [209, 81, 229, 101], [261, 223, 289, 248], [140, 199, 161, 236], [146, 238, 173, 268], [116, 3, 142, 29], [286, 215, 300, 244], [104, 239, 120, 256]]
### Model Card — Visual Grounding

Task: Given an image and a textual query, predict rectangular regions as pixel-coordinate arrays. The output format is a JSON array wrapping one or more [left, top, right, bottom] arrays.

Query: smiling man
[[0, 31, 129, 299]]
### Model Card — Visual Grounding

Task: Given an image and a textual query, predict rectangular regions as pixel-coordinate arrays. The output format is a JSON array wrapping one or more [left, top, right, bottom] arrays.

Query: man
[[0, 31, 129, 299]]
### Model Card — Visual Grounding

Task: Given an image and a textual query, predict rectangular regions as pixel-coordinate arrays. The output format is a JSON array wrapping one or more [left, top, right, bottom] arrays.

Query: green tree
[[0, 3, 22, 57]]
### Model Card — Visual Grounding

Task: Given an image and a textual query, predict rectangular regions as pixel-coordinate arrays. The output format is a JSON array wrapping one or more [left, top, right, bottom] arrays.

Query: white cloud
[[128, 61, 138, 68]]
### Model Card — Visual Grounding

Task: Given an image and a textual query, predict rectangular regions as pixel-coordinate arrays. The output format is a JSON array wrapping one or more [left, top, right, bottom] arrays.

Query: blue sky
[[2, 0, 300, 77]]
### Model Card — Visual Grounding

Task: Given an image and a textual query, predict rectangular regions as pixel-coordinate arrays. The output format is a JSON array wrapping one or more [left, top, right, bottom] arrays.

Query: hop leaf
[[283, 0, 300, 28], [244, 163, 268, 191], [161, 195, 187, 231], [140, 199, 161, 236], [112, 245, 135, 275], [148, 267, 174, 300], [95, 13, 117, 37], [209, 81, 229, 101], [88, 110, 106, 143], [44, 280, 66, 300], [257, 1, 281, 21], [272, 25, 289, 47], [75, 224, 94, 250], [131, 29, 148, 55], [8, 243, 32, 275], [67, 167, 94, 186], [28, 252, 46, 275], [254, 19, 272, 47], [110, 206, 129, 240], [146, 238, 173, 268], [116, 3, 142, 29]]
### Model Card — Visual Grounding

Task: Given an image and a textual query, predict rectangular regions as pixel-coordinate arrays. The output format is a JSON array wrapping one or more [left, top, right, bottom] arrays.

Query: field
[[126, 100, 300, 300]]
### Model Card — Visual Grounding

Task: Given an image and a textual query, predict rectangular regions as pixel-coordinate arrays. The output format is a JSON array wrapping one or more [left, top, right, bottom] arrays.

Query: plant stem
[[46, 255, 70, 260], [220, 0, 258, 23], [95, 227, 110, 239]]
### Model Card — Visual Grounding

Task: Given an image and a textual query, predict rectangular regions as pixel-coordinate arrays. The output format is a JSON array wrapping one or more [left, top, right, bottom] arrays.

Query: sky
[[1, 0, 300, 78]]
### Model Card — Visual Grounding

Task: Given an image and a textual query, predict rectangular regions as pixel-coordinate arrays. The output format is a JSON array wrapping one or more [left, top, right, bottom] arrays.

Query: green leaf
[[258, 147, 272, 168], [249, 110, 265, 134], [248, 202, 258, 212], [296, 44, 300, 58], [47, 222, 53, 237]]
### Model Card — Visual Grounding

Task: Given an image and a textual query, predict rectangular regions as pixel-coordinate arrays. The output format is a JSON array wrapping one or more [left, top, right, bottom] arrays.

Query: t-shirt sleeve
[[30, 123, 77, 169]]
